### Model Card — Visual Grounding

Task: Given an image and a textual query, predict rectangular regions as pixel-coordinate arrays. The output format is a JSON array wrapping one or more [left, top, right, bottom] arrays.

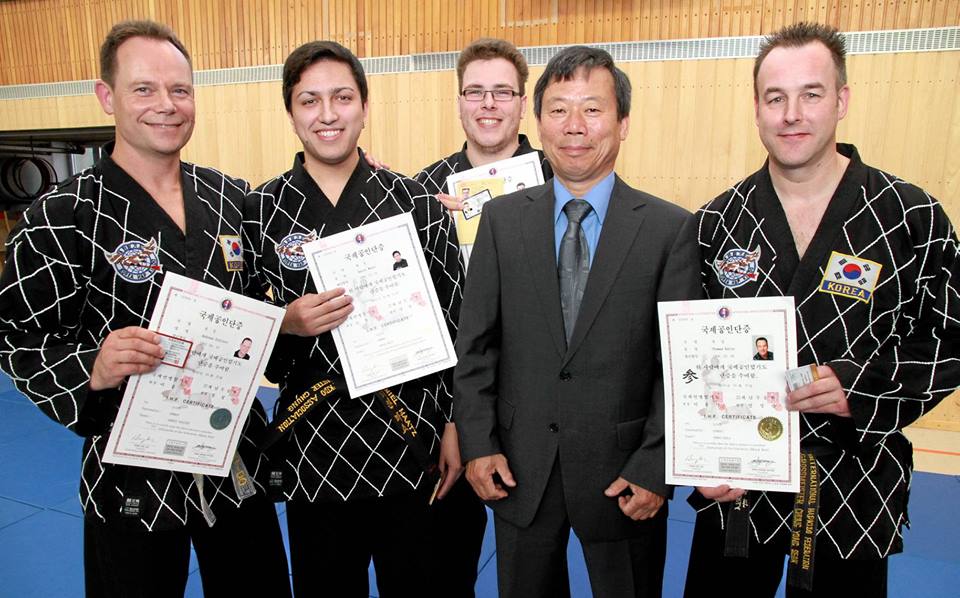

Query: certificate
[[658, 297, 800, 492], [445, 152, 545, 250], [302, 212, 457, 398], [103, 273, 285, 476]]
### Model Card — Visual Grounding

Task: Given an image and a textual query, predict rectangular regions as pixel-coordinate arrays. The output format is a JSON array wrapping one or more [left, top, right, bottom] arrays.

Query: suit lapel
[[565, 177, 646, 363], [521, 184, 567, 357]]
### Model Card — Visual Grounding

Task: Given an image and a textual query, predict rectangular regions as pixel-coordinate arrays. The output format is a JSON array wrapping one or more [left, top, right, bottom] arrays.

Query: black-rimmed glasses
[[460, 88, 521, 102]]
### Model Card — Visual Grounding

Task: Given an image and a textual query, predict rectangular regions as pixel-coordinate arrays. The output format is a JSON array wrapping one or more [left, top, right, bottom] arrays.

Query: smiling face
[[95, 36, 195, 160], [458, 58, 526, 157], [288, 59, 368, 169], [754, 41, 849, 175], [756, 338, 769, 357], [239, 338, 252, 354], [536, 67, 629, 194]]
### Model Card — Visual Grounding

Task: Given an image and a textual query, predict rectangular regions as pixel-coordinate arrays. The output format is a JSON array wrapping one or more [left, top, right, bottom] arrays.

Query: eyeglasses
[[460, 88, 521, 102]]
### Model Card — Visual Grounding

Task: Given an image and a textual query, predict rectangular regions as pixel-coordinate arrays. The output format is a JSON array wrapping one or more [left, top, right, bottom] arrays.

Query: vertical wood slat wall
[[2, 53, 955, 224], [1, 0, 959, 85]]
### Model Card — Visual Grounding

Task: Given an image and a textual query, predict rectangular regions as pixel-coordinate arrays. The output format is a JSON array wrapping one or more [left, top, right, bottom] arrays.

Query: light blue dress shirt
[[553, 171, 615, 267]]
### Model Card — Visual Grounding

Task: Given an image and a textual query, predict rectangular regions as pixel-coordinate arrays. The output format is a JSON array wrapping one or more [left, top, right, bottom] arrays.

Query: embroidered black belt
[[260, 372, 439, 499], [723, 445, 836, 591], [786, 451, 820, 590]]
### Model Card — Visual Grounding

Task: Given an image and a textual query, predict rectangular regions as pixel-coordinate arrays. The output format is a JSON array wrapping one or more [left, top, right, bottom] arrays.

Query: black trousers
[[84, 493, 290, 598], [286, 489, 440, 598], [684, 511, 888, 598], [494, 459, 667, 598], [429, 476, 488, 598]]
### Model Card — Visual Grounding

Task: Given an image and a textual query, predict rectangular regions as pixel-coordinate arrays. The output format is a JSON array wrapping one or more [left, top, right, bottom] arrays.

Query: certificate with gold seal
[[658, 297, 800, 492]]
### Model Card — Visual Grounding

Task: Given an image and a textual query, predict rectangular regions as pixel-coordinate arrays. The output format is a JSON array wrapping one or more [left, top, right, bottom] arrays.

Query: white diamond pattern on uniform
[[244, 152, 463, 502], [0, 157, 274, 531], [690, 145, 960, 559]]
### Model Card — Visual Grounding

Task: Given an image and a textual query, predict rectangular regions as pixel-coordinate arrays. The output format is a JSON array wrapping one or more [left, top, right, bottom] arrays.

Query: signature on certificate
[[130, 433, 156, 451]]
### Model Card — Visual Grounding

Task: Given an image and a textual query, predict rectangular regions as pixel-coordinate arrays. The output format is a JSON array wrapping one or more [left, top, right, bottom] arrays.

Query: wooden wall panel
[[0, 52, 955, 221], [1, 0, 958, 85], [0, 51, 958, 427]]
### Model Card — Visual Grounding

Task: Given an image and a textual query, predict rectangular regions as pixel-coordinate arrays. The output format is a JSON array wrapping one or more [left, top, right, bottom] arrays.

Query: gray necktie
[[558, 199, 593, 343]]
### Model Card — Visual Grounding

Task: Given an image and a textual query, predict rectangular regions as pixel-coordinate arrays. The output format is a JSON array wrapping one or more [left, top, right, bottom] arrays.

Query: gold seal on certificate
[[758, 417, 784, 441], [658, 297, 800, 492]]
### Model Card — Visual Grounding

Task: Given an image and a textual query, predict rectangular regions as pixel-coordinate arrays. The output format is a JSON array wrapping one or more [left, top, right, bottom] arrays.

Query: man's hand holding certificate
[[658, 297, 800, 492], [103, 273, 285, 476], [301, 212, 457, 398]]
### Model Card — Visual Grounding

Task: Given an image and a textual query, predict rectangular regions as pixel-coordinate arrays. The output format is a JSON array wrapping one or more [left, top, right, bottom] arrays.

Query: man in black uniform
[[391, 250, 409, 270], [685, 23, 960, 597], [243, 41, 463, 597], [234, 337, 254, 359], [0, 21, 289, 598], [417, 38, 553, 261]]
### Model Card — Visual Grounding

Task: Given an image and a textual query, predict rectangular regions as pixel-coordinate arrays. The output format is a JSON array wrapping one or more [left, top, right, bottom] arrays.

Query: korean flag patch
[[818, 251, 882, 303], [219, 235, 244, 272]]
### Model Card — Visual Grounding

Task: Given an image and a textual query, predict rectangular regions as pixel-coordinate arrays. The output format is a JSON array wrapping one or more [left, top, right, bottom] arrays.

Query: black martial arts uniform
[[685, 144, 960, 597], [0, 152, 290, 597], [244, 150, 463, 597]]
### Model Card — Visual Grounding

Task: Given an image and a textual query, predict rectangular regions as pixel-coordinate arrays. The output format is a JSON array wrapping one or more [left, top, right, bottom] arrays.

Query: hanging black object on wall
[[0, 156, 57, 206]]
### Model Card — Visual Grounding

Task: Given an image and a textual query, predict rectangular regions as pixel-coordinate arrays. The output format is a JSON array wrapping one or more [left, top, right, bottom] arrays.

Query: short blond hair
[[100, 20, 191, 86]]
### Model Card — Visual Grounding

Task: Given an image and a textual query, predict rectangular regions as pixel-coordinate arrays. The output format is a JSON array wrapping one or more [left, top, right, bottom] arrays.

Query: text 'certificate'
[[302, 212, 457, 398], [659, 297, 800, 492], [103, 273, 285, 476]]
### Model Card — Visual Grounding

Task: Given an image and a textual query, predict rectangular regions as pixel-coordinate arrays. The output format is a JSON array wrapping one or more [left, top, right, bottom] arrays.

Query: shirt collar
[[458, 134, 535, 169], [553, 171, 615, 225]]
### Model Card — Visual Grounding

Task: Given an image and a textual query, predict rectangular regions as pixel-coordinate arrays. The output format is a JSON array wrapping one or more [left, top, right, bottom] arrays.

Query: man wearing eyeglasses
[[416, 38, 553, 240], [414, 38, 552, 597]]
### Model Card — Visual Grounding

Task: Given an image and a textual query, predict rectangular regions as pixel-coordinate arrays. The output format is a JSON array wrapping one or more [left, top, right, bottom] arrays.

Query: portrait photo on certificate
[[658, 296, 800, 492]]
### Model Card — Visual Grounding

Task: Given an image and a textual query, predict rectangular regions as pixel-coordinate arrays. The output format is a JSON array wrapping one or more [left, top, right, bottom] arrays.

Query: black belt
[[723, 446, 833, 593], [260, 373, 439, 498], [723, 492, 751, 558], [260, 377, 340, 452], [786, 451, 820, 591]]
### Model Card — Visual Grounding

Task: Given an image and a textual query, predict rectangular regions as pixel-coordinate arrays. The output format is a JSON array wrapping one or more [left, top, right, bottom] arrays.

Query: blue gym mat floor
[[1, 377, 958, 597]]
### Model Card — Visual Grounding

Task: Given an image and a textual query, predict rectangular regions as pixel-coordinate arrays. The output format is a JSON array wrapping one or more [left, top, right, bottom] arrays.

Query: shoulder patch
[[275, 231, 318, 271], [818, 251, 882, 303], [106, 238, 162, 283]]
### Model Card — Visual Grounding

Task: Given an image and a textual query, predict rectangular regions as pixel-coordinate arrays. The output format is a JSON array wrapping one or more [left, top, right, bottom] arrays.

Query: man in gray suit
[[455, 46, 700, 598]]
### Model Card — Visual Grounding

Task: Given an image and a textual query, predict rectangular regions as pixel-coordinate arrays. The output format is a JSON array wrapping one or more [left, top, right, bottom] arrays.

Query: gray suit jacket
[[454, 175, 700, 542]]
